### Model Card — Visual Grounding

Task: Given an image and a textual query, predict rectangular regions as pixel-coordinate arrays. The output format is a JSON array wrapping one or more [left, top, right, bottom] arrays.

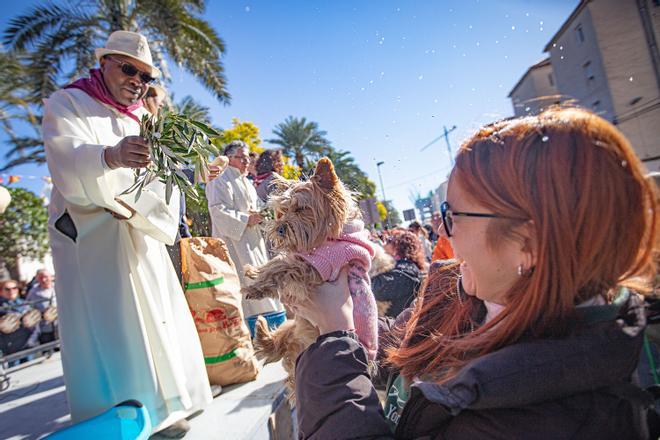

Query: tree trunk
[[295, 150, 305, 170], [0, 257, 20, 281]]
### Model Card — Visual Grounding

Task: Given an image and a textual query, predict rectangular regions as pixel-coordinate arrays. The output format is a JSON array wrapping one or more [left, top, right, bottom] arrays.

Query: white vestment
[[42, 88, 212, 431], [206, 166, 282, 317]]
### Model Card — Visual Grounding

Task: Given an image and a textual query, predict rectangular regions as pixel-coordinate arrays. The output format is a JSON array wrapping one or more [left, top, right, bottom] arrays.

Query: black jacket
[[295, 294, 650, 439], [372, 259, 422, 318]]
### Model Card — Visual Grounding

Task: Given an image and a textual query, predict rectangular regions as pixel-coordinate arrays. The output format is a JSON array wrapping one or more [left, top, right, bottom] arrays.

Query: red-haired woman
[[294, 107, 658, 439]]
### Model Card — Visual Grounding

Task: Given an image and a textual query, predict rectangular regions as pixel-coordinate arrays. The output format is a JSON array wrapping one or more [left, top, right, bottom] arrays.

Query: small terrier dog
[[242, 158, 378, 392]]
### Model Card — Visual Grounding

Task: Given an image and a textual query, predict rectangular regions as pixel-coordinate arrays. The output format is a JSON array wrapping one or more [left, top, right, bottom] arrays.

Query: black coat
[[295, 295, 650, 439], [0, 298, 37, 355], [372, 259, 422, 318]]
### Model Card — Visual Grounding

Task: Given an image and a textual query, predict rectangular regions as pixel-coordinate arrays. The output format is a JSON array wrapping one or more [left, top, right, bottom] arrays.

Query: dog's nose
[[277, 224, 287, 237]]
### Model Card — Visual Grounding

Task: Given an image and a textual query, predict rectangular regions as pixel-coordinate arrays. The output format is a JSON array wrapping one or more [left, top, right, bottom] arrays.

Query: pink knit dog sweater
[[297, 220, 379, 360]]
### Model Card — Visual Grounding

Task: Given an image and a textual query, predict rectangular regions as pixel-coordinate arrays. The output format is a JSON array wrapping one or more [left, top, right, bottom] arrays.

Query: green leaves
[[121, 111, 219, 204], [0, 187, 49, 268]]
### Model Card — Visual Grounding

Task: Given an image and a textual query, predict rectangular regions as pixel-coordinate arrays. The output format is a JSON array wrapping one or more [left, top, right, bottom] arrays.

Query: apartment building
[[510, 0, 660, 170], [508, 58, 561, 117]]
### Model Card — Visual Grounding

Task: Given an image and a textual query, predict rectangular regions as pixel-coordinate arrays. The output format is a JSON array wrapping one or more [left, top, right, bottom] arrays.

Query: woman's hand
[[296, 267, 355, 335]]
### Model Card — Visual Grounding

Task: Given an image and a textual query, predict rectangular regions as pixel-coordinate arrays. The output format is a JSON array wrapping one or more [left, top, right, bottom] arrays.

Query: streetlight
[[376, 161, 390, 229]]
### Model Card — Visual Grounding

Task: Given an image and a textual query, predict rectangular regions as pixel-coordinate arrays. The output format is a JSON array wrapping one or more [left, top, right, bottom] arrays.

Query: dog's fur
[[369, 242, 396, 279], [242, 158, 359, 393]]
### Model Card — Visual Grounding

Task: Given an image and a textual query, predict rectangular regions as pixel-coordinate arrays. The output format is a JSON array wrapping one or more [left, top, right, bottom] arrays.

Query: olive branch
[[121, 112, 220, 204]]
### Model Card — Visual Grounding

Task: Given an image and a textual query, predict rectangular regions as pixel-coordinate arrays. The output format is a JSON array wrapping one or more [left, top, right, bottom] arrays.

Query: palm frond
[[168, 18, 229, 102], [135, 0, 229, 102], [175, 95, 212, 123], [25, 34, 67, 102], [68, 26, 101, 80], [3, 2, 71, 51], [179, 16, 225, 53], [0, 149, 46, 172], [3, 136, 42, 159]]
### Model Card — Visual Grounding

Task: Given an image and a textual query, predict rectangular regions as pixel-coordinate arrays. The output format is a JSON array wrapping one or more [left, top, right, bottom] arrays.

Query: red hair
[[387, 230, 426, 270], [387, 107, 658, 381]]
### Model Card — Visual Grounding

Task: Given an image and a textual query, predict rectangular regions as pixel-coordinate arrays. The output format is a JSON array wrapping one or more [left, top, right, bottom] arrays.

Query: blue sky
[[0, 0, 578, 215]]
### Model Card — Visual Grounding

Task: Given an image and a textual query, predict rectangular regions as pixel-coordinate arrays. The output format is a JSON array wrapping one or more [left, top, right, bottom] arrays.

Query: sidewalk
[[0, 353, 293, 439]]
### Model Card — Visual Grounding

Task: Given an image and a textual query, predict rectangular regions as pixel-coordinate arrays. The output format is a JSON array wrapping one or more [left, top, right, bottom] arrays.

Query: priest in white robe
[[206, 141, 283, 317], [42, 31, 211, 437]]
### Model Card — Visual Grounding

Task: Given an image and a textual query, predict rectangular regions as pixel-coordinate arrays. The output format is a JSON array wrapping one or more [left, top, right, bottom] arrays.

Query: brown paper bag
[[180, 236, 260, 385]]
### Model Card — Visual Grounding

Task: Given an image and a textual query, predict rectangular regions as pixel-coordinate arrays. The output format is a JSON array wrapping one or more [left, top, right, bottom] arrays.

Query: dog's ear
[[269, 173, 293, 194], [312, 157, 339, 192]]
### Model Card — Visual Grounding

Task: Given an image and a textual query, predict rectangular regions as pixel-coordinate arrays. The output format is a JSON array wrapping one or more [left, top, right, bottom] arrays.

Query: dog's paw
[[243, 264, 259, 280]]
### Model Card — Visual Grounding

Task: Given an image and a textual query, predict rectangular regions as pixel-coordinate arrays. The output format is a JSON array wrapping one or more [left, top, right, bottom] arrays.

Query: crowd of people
[[1, 29, 658, 439], [0, 269, 57, 366]]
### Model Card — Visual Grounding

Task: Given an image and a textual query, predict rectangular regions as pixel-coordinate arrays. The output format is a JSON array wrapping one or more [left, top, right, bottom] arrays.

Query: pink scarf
[[65, 69, 142, 123], [253, 172, 273, 188], [296, 221, 379, 360]]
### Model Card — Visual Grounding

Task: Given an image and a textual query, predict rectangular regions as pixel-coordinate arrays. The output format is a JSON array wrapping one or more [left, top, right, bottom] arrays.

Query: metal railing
[[0, 340, 60, 391], [0, 297, 56, 312]]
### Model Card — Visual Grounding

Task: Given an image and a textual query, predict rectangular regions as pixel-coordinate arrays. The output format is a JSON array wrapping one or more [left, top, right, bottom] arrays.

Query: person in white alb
[[42, 30, 211, 438], [206, 141, 283, 317]]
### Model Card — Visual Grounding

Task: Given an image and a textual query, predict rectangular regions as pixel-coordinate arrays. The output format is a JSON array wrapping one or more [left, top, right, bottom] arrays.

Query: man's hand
[[105, 198, 136, 220], [104, 136, 151, 169], [247, 211, 263, 226], [206, 165, 222, 182], [203, 156, 229, 182]]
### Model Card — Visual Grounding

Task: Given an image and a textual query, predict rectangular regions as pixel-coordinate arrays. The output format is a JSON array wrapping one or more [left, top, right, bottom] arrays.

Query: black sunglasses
[[440, 201, 523, 237], [106, 57, 155, 84]]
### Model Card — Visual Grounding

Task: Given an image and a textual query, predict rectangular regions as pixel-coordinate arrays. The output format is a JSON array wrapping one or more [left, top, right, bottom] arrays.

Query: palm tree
[[1, 0, 229, 169], [267, 116, 331, 171], [0, 50, 43, 171], [174, 95, 212, 124], [4, 0, 230, 104]]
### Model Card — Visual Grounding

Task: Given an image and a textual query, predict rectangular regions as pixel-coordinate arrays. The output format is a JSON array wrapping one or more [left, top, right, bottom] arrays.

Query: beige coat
[[42, 88, 211, 431], [206, 166, 282, 317]]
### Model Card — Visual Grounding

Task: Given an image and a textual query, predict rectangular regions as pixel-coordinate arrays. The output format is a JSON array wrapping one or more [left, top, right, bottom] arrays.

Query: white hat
[[95, 31, 161, 78]]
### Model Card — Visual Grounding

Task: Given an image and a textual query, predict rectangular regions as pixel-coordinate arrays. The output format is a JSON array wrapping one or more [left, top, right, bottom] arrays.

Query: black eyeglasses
[[440, 201, 523, 237], [106, 57, 155, 84]]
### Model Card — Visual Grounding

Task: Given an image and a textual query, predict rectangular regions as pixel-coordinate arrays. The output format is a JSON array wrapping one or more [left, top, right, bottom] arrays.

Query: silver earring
[[517, 265, 524, 276]]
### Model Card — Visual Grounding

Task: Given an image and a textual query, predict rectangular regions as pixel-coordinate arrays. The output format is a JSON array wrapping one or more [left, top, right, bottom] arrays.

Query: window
[[629, 96, 642, 106], [575, 24, 585, 44], [548, 73, 554, 87], [583, 60, 595, 84]]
